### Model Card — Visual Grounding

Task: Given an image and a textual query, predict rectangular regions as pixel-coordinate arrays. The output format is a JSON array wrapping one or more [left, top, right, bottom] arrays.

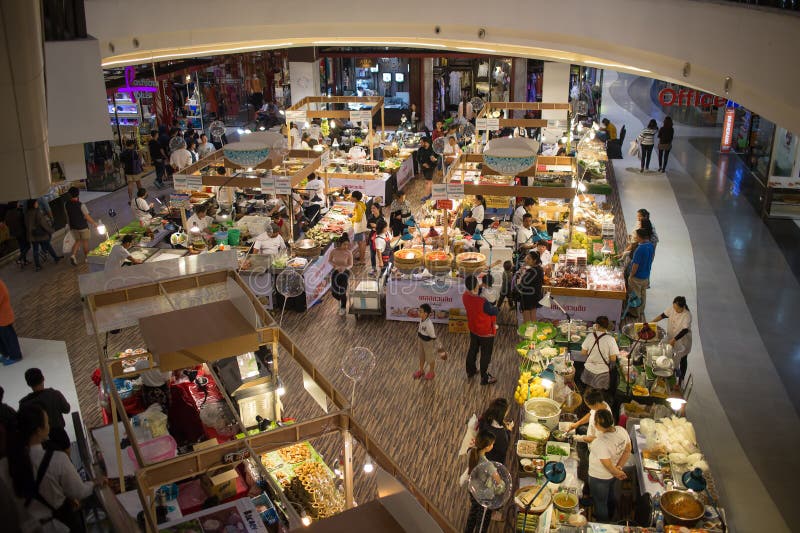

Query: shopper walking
[[0, 279, 22, 365], [120, 140, 144, 201], [462, 429, 501, 533], [637, 119, 658, 172], [0, 404, 103, 533], [372, 219, 392, 277], [463, 275, 499, 385], [25, 200, 62, 271], [413, 304, 438, 380], [627, 229, 654, 319], [64, 187, 98, 266], [650, 296, 692, 386], [5, 202, 30, 268], [657, 117, 674, 172], [19, 369, 70, 437], [148, 129, 167, 189], [588, 409, 631, 523], [517, 251, 544, 324], [327, 234, 353, 316], [417, 137, 437, 200]]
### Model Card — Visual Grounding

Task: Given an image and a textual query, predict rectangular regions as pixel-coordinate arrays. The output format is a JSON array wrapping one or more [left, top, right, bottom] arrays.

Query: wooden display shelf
[[544, 285, 627, 300]]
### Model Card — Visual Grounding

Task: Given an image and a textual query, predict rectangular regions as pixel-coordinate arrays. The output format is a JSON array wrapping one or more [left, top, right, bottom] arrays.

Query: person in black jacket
[[24, 200, 61, 271], [416, 137, 438, 201], [517, 250, 544, 323], [121, 140, 144, 201], [4, 202, 29, 268], [479, 398, 513, 464], [657, 116, 674, 173]]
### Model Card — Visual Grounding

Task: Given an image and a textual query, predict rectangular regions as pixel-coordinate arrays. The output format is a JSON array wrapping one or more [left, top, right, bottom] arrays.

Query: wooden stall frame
[[84, 267, 454, 533], [475, 101, 570, 131]]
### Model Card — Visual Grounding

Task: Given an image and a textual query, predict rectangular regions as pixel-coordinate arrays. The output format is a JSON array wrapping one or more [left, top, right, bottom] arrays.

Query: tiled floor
[[1, 338, 80, 441], [602, 71, 797, 532]]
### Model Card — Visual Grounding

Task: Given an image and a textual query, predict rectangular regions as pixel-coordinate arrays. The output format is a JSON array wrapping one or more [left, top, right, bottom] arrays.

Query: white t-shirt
[[539, 249, 552, 266], [586, 402, 612, 439], [105, 244, 132, 272], [197, 142, 216, 158], [253, 233, 286, 256], [307, 179, 326, 206], [581, 330, 620, 375], [170, 148, 193, 170], [471, 204, 485, 226], [512, 206, 527, 227], [132, 197, 152, 222], [516, 226, 534, 249], [481, 286, 499, 305], [589, 426, 631, 479], [185, 213, 210, 233], [443, 142, 461, 159], [418, 317, 436, 340], [664, 306, 691, 340]]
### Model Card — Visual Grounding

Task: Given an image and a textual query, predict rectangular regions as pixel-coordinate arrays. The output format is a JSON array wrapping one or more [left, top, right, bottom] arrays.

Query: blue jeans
[[32, 240, 59, 267], [0, 324, 22, 360], [589, 476, 616, 522]]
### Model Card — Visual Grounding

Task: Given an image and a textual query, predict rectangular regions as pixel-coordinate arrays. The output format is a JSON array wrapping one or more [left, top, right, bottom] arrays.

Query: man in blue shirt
[[628, 228, 655, 319]]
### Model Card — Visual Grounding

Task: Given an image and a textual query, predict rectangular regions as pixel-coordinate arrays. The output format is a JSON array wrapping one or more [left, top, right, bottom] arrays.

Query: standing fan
[[460, 122, 476, 140], [209, 120, 227, 144], [432, 137, 447, 155], [469, 97, 485, 113]]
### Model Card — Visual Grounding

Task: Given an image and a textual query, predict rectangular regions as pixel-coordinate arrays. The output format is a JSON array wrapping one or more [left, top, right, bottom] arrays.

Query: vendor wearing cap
[[254, 223, 287, 256], [185, 204, 211, 234]]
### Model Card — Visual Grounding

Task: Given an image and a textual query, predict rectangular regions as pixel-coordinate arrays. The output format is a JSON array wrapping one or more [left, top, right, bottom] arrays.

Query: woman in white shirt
[[131, 188, 153, 224], [463, 195, 487, 234], [443, 136, 461, 173], [185, 204, 210, 234], [0, 404, 104, 532], [579, 316, 620, 393], [588, 409, 631, 522], [650, 296, 692, 385]]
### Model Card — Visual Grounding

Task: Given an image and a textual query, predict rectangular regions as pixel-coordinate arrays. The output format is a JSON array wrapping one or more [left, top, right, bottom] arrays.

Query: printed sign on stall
[[275, 176, 292, 195], [536, 293, 623, 323], [185, 176, 204, 191], [486, 118, 500, 130], [172, 176, 188, 190], [285, 110, 307, 124], [431, 184, 447, 201], [447, 183, 465, 199], [475, 118, 488, 131], [259, 171, 275, 194], [386, 279, 466, 324]]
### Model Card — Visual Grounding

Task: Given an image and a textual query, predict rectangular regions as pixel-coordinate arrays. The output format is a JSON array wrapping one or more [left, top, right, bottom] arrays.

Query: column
[[423, 58, 434, 131], [512, 58, 528, 117], [541, 61, 571, 120], [0, 0, 50, 201], [288, 47, 321, 105]]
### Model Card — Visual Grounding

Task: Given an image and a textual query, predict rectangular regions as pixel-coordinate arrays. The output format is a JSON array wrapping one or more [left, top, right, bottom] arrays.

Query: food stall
[[78, 257, 453, 532], [87, 219, 176, 272]]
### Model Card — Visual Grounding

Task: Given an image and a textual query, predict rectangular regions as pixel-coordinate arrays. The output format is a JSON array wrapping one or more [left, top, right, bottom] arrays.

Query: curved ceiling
[[86, 0, 800, 132]]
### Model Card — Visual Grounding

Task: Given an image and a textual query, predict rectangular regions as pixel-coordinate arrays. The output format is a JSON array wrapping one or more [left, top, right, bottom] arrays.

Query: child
[[497, 260, 514, 309], [480, 272, 499, 306], [413, 304, 437, 380]]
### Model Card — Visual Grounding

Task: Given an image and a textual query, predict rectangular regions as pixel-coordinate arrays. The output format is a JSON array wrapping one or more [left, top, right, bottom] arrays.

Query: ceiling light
[[363, 455, 374, 474], [585, 60, 651, 74], [456, 47, 497, 53], [102, 42, 295, 67], [312, 40, 446, 48]]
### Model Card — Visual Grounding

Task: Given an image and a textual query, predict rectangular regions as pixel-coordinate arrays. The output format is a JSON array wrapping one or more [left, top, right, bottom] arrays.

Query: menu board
[[159, 498, 267, 532]]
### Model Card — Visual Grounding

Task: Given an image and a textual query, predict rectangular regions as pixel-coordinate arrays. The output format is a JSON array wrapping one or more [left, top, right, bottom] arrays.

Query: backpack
[[370, 232, 391, 264]]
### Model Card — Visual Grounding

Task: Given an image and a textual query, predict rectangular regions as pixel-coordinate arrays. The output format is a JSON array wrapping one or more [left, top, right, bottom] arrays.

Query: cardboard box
[[202, 468, 239, 500], [192, 438, 219, 452], [448, 309, 469, 334]]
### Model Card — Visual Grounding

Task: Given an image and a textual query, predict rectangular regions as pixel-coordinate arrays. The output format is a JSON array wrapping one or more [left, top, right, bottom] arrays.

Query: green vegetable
[[546, 445, 569, 456]]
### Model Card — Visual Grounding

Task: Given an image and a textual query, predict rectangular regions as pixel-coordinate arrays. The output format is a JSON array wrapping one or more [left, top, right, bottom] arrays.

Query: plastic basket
[[127, 435, 177, 467], [214, 231, 228, 245], [227, 228, 241, 245]]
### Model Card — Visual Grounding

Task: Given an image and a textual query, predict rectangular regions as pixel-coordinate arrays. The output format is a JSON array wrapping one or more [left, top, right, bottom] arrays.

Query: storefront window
[[749, 115, 776, 179], [570, 66, 603, 120], [489, 58, 511, 102]]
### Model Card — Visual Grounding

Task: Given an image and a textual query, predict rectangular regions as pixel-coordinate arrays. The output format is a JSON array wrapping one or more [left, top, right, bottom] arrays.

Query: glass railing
[[708, 0, 800, 11]]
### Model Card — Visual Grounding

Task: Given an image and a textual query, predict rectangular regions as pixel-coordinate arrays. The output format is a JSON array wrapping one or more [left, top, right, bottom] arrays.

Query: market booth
[[79, 254, 451, 532]]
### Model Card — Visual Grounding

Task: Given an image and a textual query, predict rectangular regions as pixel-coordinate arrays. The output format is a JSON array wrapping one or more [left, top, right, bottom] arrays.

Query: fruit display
[[304, 202, 353, 247], [514, 373, 550, 405], [517, 321, 557, 341]]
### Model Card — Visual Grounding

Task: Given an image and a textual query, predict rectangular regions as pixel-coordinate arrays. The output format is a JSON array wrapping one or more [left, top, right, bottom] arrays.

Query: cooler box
[[350, 280, 381, 311]]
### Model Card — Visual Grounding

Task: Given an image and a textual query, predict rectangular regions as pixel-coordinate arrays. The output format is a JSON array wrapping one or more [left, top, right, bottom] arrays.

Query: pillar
[[541, 61, 571, 120], [512, 58, 528, 117], [423, 58, 434, 130], [0, 0, 50, 201], [288, 47, 321, 105]]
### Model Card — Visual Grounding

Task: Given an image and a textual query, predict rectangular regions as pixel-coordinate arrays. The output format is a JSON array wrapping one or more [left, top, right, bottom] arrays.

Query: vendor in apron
[[649, 296, 692, 386], [463, 195, 491, 235]]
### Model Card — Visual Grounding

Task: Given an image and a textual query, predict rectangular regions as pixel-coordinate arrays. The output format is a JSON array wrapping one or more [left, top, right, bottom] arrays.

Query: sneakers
[[338, 307, 346, 316], [69, 255, 77, 266], [424, 371, 435, 380], [412, 370, 424, 379], [481, 374, 498, 386]]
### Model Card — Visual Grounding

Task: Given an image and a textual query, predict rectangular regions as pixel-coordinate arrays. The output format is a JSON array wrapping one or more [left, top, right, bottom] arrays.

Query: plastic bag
[[458, 414, 479, 456], [628, 140, 640, 157], [62, 230, 75, 255]]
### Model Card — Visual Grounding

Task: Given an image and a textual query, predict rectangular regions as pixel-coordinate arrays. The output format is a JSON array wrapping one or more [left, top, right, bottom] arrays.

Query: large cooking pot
[[660, 490, 705, 527]]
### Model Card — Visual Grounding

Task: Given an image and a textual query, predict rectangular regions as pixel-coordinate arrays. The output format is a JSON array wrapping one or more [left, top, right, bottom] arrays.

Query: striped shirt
[[638, 128, 658, 146]]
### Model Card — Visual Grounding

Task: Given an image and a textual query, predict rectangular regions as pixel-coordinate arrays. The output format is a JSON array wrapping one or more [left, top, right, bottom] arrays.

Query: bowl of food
[[483, 137, 540, 176], [660, 490, 705, 527], [552, 491, 579, 512]]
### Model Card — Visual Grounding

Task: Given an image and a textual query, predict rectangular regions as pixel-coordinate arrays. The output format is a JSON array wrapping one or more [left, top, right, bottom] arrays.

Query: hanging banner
[[386, 279, 466, 324], [537, 293, 623, 323], [720, 108, 735, 153]]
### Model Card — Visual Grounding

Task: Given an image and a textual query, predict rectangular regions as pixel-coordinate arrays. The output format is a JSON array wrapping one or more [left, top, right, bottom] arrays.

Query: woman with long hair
[[24, 200, 61, 271], [637, 119, 658, 172], [463, 429, 501, 533], [657, 117, 674, 173], [0, 404, 103, 532], [650, 296, 692, 386], [328, 234, 354, 316], [517, 251, 544, 324], [478, 398, 513, 464]]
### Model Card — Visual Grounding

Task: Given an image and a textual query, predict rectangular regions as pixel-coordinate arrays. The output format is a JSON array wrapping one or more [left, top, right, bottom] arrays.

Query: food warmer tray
[[145, 248, 189, 263]]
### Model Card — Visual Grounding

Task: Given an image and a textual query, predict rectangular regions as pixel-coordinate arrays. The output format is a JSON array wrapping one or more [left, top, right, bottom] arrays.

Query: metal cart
[[348, 264, 391, 320]]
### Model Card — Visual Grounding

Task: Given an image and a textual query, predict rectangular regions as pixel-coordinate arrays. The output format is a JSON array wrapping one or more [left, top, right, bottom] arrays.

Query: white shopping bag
[[62, 229, 75, 255], [628, 141, 640, 157], [458, 414, 479, 456]]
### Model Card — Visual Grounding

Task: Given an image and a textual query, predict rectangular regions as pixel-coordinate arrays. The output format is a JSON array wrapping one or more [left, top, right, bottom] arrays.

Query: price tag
[[172, 176, 188, 190], [475, 118, 488, 131], [447, 183, 465, 199], [185, 176, 203, 191], [431, 183, 447, 201], [275, 176, 292, 195], [486, 118, 500, 130], [285, 110, 307, 124], [260, 172, 275, 193]]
